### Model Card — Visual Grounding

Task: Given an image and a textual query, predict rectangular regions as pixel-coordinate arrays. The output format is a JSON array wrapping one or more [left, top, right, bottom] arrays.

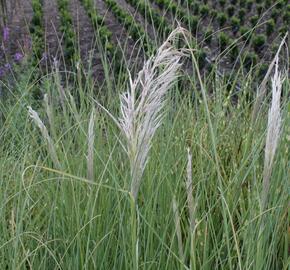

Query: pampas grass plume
[[118, 27, 187, 201], [261, 58, 283, 208], [28, 106, 61, 170]]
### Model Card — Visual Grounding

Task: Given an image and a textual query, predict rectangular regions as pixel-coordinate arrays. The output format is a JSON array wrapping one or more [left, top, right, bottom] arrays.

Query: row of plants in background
[[30, 0, 45, 63], [57, 0, 77, 63], [79, 0, 129, 75], [176, 0, 288, 61], [125, 0, 172, 36], [153, 0, 201, 34], [78, 0, 115, 55], [105, 0, 154, 53]]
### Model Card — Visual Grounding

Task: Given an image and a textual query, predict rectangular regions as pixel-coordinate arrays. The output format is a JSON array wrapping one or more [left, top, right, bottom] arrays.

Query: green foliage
[[1, 61, 288, 269], [230, 17, 240, 34], [250, 15, 259, 27], [229, 41, 239, 61], [227, 5, 235, 17], [238, 8, 246, 23], [252, 34, 266, 52], [239, 0, 246, 8], [257, 4, 264, 16], [283, 11, 290, 24], [57, 0, 77, 62], [210, 9, 217, 19], [266, 19, 275, 36], [30, 0, 44, 61], [191, 2, 199, 15], [205, 27, 213, 44], [217, 12, 228, 27], [196, 48, 207, 68], [200, 4, 210, 16], [105, 0, 153, 52], [219, 0, 226, 7], [218, 32, 230, 51], [244, 51, 257, 69], [190, 15, 199, 33], [271, 9, 279, 22], [246, 0, 253, 10], [279, 26, 288, 35]]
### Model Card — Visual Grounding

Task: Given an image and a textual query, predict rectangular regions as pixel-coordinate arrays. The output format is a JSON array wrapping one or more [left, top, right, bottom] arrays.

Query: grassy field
[[0, 0, 290, 269]]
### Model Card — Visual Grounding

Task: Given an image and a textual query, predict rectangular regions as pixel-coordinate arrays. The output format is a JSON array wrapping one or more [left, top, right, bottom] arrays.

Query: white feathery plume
[[28, 106, 61, 170], [261, 58, 283, 209], [118, 27, 187, 201], [87, 109, 96, 181]]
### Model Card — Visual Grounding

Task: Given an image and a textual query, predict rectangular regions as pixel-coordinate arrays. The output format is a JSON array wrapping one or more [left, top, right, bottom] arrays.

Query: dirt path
[[43, 0, 62, 65], [69, 0, 103, 77], [94, 0, 144, 71], [103, 0, 156, 41], [0, 0, 33, 64]]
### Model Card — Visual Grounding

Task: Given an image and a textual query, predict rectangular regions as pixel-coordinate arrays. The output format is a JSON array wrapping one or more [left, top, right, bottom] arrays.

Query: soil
[[43, 0, 62, 65], [94, 0, 145, 71], [0, 0, 33, 65]]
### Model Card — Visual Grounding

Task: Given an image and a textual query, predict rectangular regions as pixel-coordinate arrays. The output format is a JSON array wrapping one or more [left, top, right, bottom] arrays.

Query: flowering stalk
[[119, 27, 187, 201], [28, 106, 61, 170], [261, 58, 283, 209]]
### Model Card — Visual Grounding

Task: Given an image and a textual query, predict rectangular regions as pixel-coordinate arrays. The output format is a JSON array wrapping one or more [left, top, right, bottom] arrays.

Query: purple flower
[[14, 52, 23, 62], [4, 63, 11, 70], [3, 27, 9, 42], [0, 67, 5, 77]]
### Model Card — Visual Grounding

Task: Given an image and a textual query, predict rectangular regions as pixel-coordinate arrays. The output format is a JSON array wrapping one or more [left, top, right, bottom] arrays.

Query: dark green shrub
[[200, 4, 210, 16], [210, 9, 218, 19], [231, 17, 240, 34], [246, 0, 253, 10], [283, 11, 290, 24], [196, 49, 207, 68], [266, 19, 275, 36], [250, 15, 259, 27], [230, 0, 238, 4], [169, 3, 177, 15], [218, 32, 230, 51], [279, 26, 288, 35], [276, 2, 283, 9], [239, 0, 246, 8], [219, 0, 226, 7], [258, 64, 268, 79], [271, 9, 279, 22], [244, 51, 257, 69], [240, 26, 252, 41], [227, 5, 235, 17], [230, 42, 239, 61], [271, 44, 279, 57], [238, 8, 246, 22], [252, 34, 266, 52], [264, 0, 272, 8], [257, 4, 264, 15], [205, 28, 213, 44], [217, 12, 227, 27], [190, 16, 199, 33], [192, 3, 199, 15]]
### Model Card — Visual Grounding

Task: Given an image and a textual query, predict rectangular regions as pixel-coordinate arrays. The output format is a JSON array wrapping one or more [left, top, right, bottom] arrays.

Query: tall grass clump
[[97, 27, 188, 268], [0, 27, 289, 270]]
